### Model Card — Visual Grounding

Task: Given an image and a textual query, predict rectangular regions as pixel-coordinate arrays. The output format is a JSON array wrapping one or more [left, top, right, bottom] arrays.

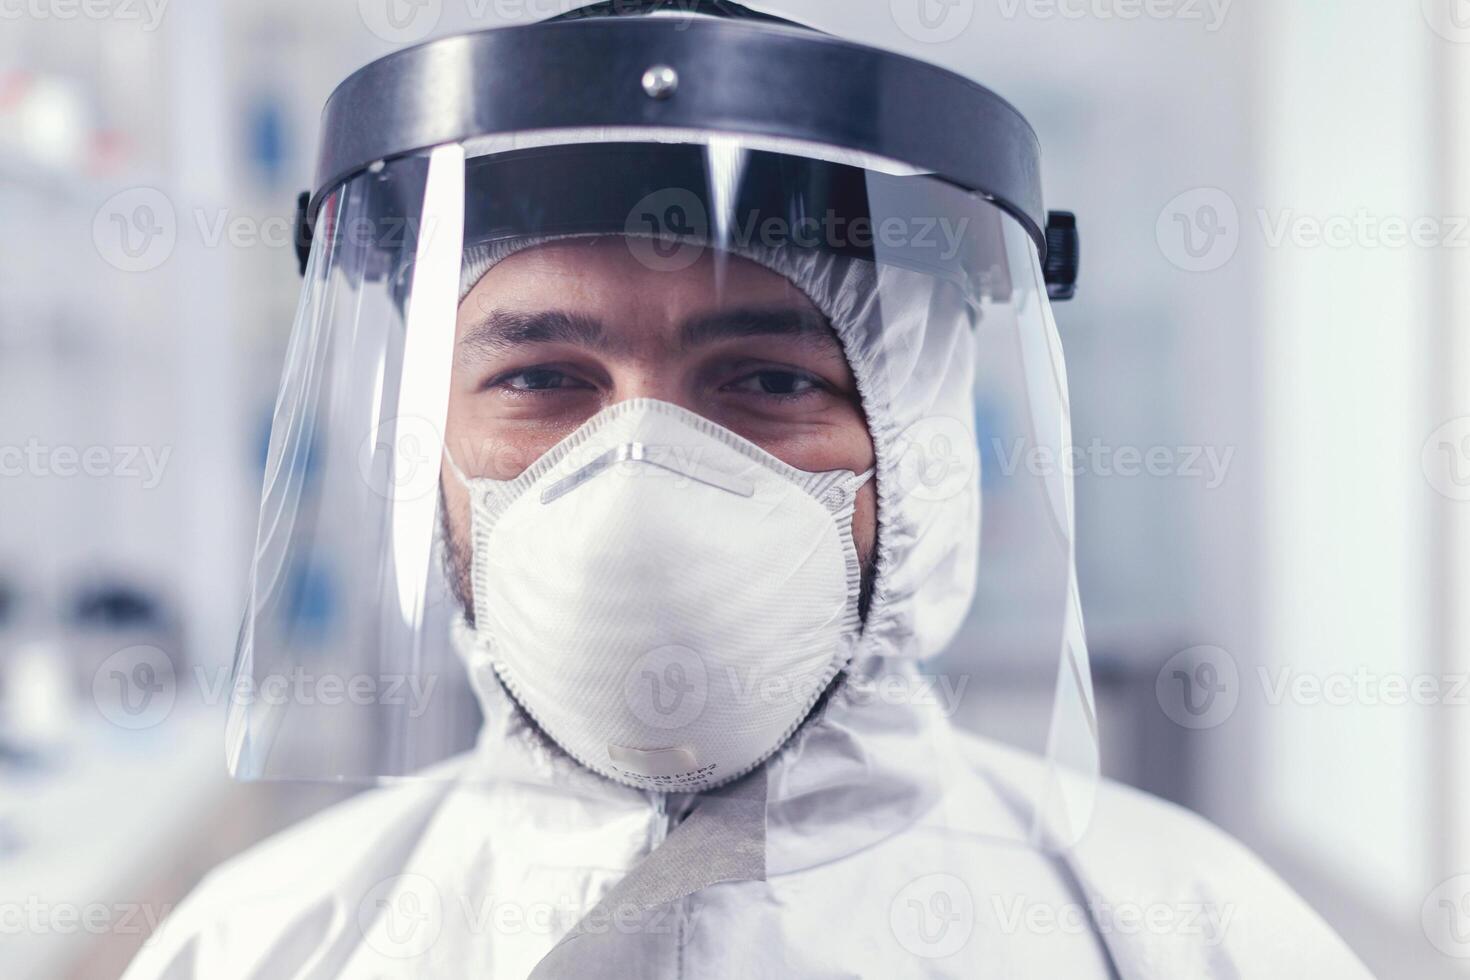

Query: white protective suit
[[122, 664, 1371, 979], [124, 231, 1373, 979]]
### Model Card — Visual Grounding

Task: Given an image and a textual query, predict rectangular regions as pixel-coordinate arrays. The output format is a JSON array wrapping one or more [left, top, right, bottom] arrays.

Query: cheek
[[749, 401, 875, 472], [446, 395, 564, 480], [441, 464, 471, 535]]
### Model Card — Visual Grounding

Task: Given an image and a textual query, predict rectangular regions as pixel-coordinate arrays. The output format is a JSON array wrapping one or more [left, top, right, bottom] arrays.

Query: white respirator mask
[[446, 398, 871, 792]]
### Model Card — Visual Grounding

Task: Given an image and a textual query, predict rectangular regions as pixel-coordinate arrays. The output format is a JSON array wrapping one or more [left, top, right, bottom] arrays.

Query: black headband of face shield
[[317, 141, 1014, 309], [471, 142, 876, 258]]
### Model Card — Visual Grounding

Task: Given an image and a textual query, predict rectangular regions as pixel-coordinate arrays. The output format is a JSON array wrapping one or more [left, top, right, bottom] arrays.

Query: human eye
[[487, 366, 594, 394], [721, 368, 825, 399]]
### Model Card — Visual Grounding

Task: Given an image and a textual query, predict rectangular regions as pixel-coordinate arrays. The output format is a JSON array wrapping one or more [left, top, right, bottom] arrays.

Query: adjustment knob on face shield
[[294, 190, 312, 277], [1044, 210, 1080, 301]]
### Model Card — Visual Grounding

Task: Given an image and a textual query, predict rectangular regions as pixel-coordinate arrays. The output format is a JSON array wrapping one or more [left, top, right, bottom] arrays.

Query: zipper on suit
[[648, 791, 669, 851]]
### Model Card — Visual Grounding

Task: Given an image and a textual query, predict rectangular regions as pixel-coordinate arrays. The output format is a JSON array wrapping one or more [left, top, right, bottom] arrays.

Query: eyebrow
[[457, 310, 607, 363], [458, 306, 840, 362], [677, 308, 838, 351]]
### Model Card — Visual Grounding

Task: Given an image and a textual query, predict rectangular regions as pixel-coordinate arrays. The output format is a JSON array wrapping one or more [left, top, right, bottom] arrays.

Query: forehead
[[459, 237, 821, 325]]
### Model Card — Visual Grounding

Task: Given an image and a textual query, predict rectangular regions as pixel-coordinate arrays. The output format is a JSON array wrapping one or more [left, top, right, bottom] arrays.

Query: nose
[[603, 364, 697, 415]]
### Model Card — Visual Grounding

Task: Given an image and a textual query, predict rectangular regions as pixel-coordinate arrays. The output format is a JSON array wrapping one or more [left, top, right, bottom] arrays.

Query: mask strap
[[839, 466, 876, 497], [817, 466, 875, 516], [442, 446, 472, 490]]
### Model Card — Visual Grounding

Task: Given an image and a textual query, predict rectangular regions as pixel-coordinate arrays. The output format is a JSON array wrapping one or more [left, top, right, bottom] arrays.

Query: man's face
[[441, 236, 877, 615]]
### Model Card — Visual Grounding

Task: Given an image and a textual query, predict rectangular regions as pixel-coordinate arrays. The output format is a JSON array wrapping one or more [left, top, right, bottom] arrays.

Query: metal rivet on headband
[[641, 64, 678, 100]]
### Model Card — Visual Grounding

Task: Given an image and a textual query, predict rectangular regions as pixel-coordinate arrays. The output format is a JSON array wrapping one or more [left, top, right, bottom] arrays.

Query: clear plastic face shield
[[229, 132, 1096, 849]]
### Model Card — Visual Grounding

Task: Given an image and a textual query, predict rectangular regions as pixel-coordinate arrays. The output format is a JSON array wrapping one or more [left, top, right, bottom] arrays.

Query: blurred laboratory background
[[1, 0, 1467, 977]]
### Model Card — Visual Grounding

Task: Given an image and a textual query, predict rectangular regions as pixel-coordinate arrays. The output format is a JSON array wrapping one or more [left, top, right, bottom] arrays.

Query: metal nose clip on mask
[[446, 397, 873, 793]]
